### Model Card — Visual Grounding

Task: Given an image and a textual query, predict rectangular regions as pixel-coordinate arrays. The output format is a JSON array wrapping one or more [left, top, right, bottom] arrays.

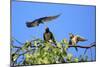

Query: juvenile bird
[[69, 33, 87, 51], [43, 27, 56, 46]]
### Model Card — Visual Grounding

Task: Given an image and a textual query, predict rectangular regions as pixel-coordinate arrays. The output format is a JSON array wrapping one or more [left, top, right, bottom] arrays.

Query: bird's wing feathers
[[31, 21, 39, 26], [26, 21, 39, 27], [77, 36, 87, 41], [26, 14, 60, 27], [50, 32, 56, 42], [43, 33, 46, 41], [41, 14, 60, 22]]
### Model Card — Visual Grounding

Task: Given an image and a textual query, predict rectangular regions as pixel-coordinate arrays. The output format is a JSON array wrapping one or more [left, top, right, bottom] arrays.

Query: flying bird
[[69, 33, 87, 51], [43, 27, 56, 46], [26, 14, 61, 28]]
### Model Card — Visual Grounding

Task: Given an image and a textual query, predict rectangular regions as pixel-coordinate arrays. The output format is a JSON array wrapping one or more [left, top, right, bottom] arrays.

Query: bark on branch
[[68, 42, 96, 49]]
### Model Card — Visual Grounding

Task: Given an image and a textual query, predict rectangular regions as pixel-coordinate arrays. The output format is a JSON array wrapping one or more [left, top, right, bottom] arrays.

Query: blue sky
[[12, 1, 96, 62]]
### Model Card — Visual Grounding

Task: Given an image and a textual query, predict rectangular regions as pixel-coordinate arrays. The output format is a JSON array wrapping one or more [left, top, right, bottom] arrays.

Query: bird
[[43, 27, 56, 46], [26, 14, 61, 28], [69, 33, 87, 51]]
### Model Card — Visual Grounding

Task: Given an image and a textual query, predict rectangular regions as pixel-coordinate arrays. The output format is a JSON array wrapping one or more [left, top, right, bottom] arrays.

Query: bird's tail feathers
[[77, 36, 87, 41]]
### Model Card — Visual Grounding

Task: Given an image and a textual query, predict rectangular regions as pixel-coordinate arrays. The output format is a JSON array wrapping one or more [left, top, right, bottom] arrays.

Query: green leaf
[[34, 41, 38, 46], [57, 42, 62, 48], [74, 58, 79, 62], [13, 54, 18, 61], [66, 53, 73, 61]]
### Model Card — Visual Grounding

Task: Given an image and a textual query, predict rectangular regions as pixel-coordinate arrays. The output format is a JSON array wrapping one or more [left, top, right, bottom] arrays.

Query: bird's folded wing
[[77, 36, 87, 41]]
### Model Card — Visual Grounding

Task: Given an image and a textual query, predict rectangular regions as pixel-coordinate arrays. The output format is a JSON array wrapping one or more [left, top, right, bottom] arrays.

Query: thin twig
[[69, 42, 96, 48], [12, 37, 24, 45], [90, 48, 93, 61], [84, 48, 88, 55], [12, 49, 36, 66]]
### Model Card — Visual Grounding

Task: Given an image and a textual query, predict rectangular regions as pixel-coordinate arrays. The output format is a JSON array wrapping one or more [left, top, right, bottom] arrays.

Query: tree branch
[[68, 42, 96, 49]]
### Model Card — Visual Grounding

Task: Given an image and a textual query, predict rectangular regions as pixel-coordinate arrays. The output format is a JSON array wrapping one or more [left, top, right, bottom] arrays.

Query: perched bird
[[26, 14, 61, 28], [69, 33, 87, 51], [43, 27, 56, 46]]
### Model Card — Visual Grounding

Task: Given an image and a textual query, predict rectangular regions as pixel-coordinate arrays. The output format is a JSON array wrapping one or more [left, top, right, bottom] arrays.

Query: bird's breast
[[44, 33, 51, 41]]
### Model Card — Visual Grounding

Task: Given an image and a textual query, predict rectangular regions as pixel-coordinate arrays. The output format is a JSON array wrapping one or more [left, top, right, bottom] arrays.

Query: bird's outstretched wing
[[26, 14, 61, 28], [77, 36, 87, 41], [26, 21, 39, 27], [41, 14, 61, 22]]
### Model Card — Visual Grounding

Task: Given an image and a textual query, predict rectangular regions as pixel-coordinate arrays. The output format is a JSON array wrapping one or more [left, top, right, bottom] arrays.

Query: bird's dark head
[[26, 22, 32, 28], [45, 27, 50, 33]]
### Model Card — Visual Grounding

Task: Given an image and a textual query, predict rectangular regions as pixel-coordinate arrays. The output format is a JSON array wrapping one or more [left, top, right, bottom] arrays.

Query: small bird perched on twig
[[69, 33, 87, 51], [43, 27, 56, 46]]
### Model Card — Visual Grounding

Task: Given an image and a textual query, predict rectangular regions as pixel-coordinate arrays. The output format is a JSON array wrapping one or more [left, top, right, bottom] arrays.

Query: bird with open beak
[[69, 33, 87, 51]]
